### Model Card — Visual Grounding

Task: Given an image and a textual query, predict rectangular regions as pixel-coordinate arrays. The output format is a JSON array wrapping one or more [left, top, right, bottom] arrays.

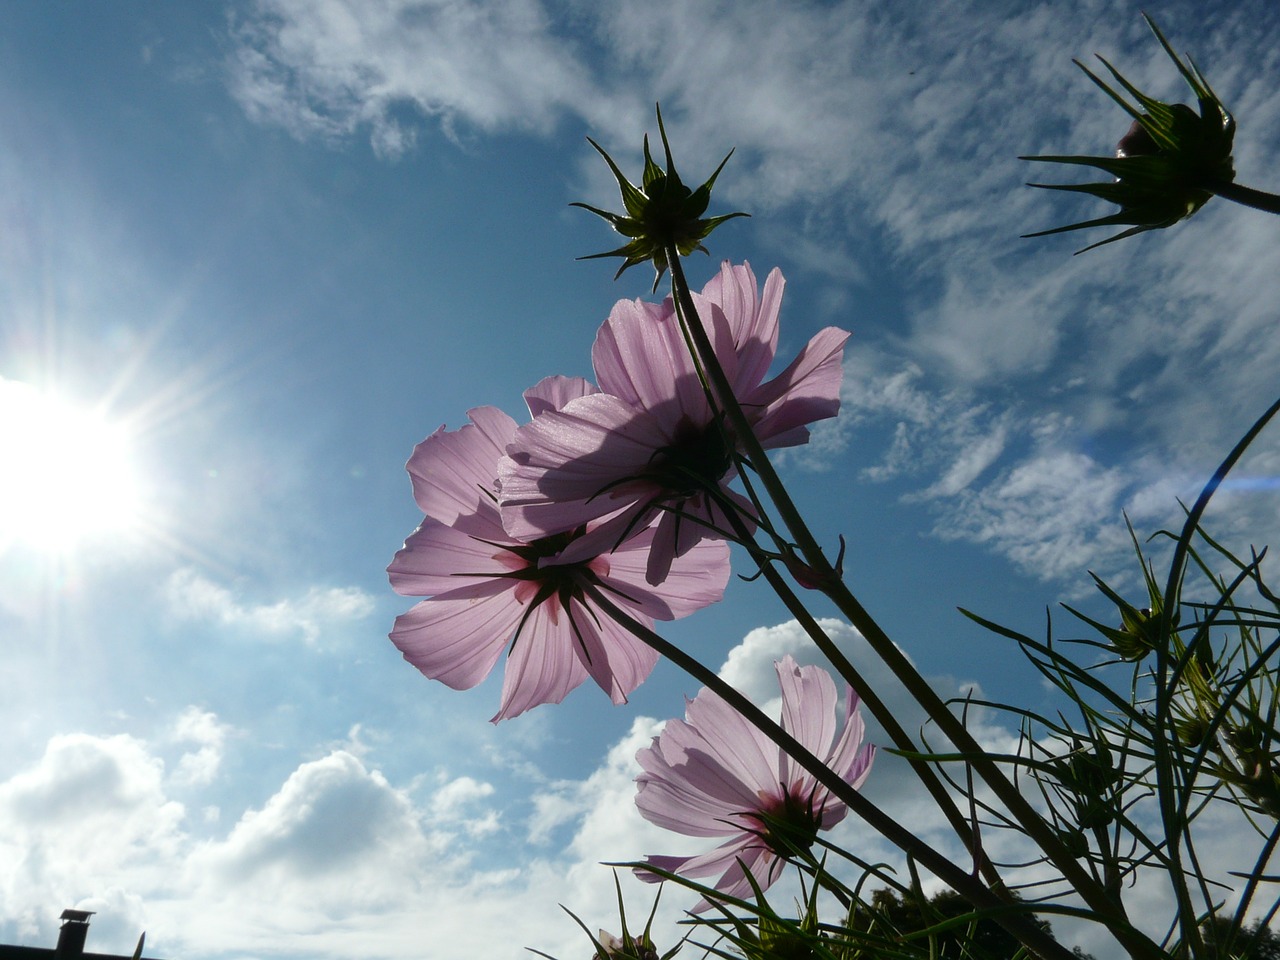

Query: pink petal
[[600, 531, 730, 620], [679, 692, 779, 801], [635, 760, 758, 838], [406, 406, 517, 529], [499, 394, 672, 540], [700, 262, 783, 395], [592, 296, 710, 424], [746, 327, 850, 449], [389, 579, 522, 691], [775, 656, 839, 786], [637, 843, 779, 912], [524, 375, 599, 418], [387, 518, 513, 596], [571, 599, 659, 704], [492, 600, 591, 721]]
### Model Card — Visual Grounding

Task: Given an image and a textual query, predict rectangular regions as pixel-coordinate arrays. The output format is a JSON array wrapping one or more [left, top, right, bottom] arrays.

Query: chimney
[[54, 909, 94, 960]]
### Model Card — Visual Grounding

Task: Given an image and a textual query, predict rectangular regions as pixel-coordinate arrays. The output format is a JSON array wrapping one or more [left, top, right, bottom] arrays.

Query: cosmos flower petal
[[599, 529, 730, 620], [390, 579, 523, 692], [387, 517, 514, 595], [492, 601, 593, 721], [747, 327, 850, 449], [523, 375, 599, 418], [681, 687, 779, 790], [499, 394, 672, 540], [700, 262, 783, 394], [406, 406, 518, 529], [637, 745, 764, 834], [776, 657, 839, 782], [571, 598, 660, 704], [830, 687, 876, 789], [640, 843, 778, 912], [592, 295, 714, 424]]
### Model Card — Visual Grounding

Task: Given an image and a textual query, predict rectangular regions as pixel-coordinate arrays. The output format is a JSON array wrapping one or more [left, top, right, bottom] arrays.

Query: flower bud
[[1022, 15, 1234, 253], [573, 104, 748, 290]]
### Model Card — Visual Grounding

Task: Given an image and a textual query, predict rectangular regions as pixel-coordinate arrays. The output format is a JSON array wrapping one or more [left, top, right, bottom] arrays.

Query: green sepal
[[1022, 14, 1235, 253], [574, 103, 749, 290]]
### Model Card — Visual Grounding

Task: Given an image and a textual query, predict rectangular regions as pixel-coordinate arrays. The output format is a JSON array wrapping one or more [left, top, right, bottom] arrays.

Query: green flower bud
[[574, 104, 749, 291], [1022, 14, 1235, 253]]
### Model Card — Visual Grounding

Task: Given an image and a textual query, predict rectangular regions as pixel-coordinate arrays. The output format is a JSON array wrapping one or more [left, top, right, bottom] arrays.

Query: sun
[[0, 377, 145, 554]]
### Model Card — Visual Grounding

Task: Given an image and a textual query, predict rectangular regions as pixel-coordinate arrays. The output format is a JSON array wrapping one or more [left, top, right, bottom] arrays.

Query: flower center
[[644, 419, 735, 498], [503, 528, 594, 596], [748, 788, 823, 858]]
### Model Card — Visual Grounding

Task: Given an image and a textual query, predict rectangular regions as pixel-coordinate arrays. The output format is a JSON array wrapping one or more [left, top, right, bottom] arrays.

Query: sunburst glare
[[0, 377, 145, 555]]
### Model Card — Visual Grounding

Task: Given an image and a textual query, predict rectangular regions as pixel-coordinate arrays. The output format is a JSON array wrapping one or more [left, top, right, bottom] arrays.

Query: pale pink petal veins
[[640, 843, 778, 912], [775, 657, 839, 788], [637, 721, 770, 834], [387, 518, 513, 596], [745, 327, 850, 449], [592, 297, 708, 420], [492, 601, 592, 722], [523, 375, 599, 418], [571, 603, 659, 706], [499, 394, 673, 540], [598, 530, 730, 620], [680, 690, 781, 795], [406, 406, 517, 530], [390, 579, 523, 692], [699, 262, 783, 395]]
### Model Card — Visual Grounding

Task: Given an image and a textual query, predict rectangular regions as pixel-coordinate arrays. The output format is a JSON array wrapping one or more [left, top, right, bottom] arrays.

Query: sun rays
[[0, 377, 145, 556]]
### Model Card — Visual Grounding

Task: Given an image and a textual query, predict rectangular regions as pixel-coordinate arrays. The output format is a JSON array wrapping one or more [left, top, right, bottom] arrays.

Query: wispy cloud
[[163, 568, 374, 645], [222, 4, 1280, 595], [227, 0, 591, 157]]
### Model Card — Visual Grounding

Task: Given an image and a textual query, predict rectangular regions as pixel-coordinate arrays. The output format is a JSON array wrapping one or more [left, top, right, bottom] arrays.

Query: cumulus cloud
[[0, 620, 1270, 959], [191, 750, 440, 913], [164, 568, 374, 645], [0, 734, 185, 950], [168, 707, 233, 788]]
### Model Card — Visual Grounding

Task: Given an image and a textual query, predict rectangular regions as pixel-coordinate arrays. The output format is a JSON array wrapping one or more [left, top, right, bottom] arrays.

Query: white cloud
[[0, 620, 1271, 959], [430, 775, 500, 838], [168, 707, 232, 788], [219, 2, 1280, 597], [227, 0, 592, 157], [192, 750, 438, 909], [0, 734, 185, 949], [164, 568, 374, 645]]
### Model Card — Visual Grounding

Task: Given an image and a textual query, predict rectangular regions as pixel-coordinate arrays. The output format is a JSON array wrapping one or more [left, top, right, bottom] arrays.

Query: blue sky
[[2, 2, 1279, 958]]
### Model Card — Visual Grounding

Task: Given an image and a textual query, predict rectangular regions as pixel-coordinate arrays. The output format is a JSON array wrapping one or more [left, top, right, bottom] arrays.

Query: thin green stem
[[1205, 180, 1280, 215], [1152, 394, 1280, 956], [586, 589, 1084, 960]]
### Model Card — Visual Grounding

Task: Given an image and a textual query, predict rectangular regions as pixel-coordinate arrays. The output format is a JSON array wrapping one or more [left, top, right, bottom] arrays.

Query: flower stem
[[663, 244, 1158, 958], [1205, 180, 1280, 215], [587, 589, 1087, 960]]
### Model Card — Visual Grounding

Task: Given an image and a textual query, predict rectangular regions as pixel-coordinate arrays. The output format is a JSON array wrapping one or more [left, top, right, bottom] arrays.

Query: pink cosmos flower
[[498, 262, 849, 585], [634, 655, 874, 910], [387, 379, 730, 722]]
